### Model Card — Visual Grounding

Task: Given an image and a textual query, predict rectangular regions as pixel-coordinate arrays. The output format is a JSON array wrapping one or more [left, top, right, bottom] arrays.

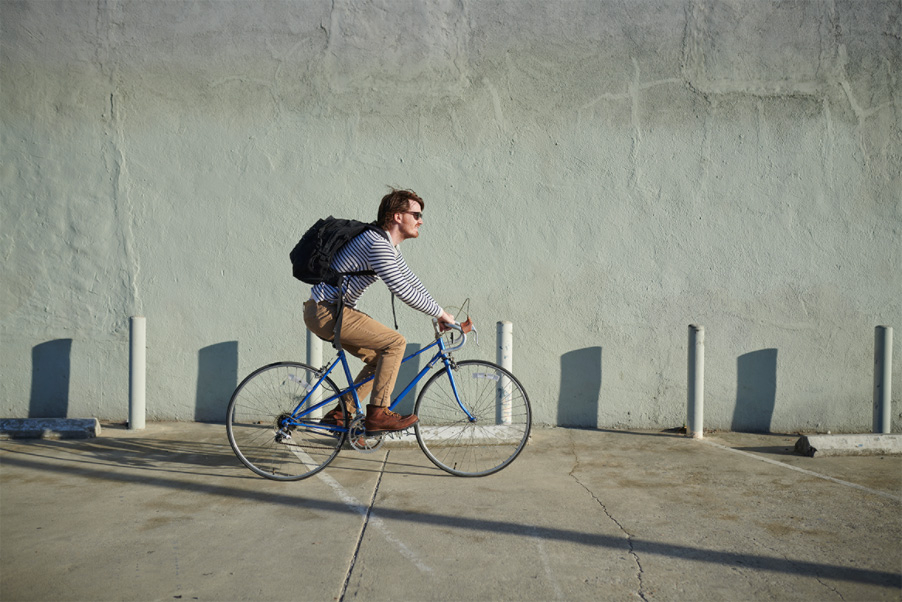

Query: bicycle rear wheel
[[414, 360, 531, 477], [226, 361, 346, 480]]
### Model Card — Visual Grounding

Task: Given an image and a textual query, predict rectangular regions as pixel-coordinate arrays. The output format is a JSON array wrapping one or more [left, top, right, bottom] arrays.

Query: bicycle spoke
[[226, 362, 346, 480], [415, 360, 531, 477]]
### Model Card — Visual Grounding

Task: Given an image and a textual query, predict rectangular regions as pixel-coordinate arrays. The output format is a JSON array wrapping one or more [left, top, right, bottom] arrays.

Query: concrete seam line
[[337, 457, 383, 602], [285, 447, 433, 599], [331, 450, 432, 602], [698, 439, 901, 503]]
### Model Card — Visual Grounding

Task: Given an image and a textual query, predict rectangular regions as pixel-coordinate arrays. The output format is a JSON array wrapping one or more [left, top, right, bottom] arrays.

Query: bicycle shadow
[[331, 451, 449, 478], [1, 425, 449, 480], [0, 427, 245, 479], [2, 449, 897, 590]]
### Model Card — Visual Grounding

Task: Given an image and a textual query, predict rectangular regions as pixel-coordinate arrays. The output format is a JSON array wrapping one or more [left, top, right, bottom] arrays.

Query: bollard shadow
[[732, 349, 778, 433], [2, 434, 243, 475], [195, 342, 239, 423], [2, 450, 897, 589], [392, 343, 422, 415], [29, 339, 73, 418], [557, 347, 602, 428]]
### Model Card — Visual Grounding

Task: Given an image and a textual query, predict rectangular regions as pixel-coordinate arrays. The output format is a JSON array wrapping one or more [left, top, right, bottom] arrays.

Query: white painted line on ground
[[528, 525, 564, 599], [698, 438, 901, 503], [289, 446, 433, 574]]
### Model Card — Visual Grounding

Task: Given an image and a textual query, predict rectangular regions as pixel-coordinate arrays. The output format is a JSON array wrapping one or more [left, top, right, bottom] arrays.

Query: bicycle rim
[[414, 360, 531, 477], [226, 362, 346, 480]]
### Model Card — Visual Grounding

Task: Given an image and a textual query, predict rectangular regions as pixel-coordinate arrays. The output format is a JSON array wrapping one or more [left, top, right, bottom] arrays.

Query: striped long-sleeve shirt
[[310, 229, 443, 318]]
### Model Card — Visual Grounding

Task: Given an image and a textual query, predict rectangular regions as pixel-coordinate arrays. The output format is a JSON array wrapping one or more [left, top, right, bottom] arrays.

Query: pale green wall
[[2, 0, 900, 431]]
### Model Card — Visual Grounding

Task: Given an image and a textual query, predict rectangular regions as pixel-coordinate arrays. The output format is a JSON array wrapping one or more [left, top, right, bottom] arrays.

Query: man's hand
[[437, 310, 455, 330]]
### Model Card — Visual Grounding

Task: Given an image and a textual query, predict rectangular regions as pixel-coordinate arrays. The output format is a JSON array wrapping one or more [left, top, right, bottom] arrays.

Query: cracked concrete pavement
[[1, 423, 900, 601]]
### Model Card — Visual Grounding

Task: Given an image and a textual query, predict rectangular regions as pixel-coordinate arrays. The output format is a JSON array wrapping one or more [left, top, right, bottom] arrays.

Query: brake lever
[[432, 317, 479, 346], [459, 317, 478, 346]]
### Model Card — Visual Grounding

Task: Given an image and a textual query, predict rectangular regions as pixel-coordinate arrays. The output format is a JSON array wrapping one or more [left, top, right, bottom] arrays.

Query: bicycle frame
[[286, 333, 474, 433]]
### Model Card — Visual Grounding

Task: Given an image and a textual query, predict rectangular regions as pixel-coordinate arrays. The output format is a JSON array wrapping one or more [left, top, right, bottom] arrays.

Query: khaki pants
[[303, 300, 406, 409]]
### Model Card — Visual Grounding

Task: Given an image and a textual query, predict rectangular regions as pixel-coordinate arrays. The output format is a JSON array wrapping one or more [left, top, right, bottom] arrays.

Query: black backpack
[[290, 217, 388, 286]]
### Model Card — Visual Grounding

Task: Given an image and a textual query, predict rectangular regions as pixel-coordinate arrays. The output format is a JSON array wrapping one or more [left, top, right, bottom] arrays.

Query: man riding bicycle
[[303, 188, 455, 434]]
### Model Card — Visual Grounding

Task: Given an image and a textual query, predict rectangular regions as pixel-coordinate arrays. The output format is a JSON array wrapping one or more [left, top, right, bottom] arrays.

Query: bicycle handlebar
[[433, 317, 478, 352]]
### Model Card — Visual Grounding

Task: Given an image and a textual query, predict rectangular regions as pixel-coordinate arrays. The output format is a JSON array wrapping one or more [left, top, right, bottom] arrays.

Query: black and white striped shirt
[[310, 229, 443, 317]]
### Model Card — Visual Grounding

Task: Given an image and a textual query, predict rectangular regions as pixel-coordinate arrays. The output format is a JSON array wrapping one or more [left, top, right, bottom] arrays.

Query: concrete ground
[[1, 423, 899, 602]]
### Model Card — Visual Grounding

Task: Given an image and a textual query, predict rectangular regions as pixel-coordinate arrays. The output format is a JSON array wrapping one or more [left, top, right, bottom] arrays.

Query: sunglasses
[[401, 211, 423, 220]]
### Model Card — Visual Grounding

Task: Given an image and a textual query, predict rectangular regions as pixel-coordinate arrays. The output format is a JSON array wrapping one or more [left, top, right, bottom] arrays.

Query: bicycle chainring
[[348, 416, 385, 453]]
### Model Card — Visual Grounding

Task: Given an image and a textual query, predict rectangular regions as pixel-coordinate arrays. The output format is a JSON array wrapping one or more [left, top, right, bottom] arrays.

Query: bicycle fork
[[436, 342, 477, 424]]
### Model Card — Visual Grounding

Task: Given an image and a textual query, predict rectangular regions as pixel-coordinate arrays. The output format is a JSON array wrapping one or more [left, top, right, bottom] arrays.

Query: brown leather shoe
[[319, 404, 354, 428], [364, 404, 418, 435]]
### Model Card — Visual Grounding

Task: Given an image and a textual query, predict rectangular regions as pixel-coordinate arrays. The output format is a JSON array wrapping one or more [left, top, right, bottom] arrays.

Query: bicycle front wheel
[[226, 362, 346, 481], [414, 360, 531, 477]]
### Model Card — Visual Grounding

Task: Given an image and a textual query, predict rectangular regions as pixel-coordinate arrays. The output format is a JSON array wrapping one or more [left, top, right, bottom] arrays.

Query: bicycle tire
[[414, 360, 531, 477], [226, 361, 347, 481]]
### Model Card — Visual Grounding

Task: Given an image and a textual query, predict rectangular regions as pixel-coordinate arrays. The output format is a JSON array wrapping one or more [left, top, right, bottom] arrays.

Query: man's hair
[[377, 188, 424, 229]]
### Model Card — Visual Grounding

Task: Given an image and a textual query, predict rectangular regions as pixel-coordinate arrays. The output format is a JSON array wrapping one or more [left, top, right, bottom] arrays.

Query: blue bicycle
[[226, 314, 531, 480]]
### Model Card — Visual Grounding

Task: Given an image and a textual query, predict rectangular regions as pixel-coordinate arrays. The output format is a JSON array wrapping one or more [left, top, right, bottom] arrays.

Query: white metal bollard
[[129, 316, 146, 430], [307, 329, 324, 418], [687, 325, 705, 439], [873, 326, 893, 434], [497, 321, 513, 425]]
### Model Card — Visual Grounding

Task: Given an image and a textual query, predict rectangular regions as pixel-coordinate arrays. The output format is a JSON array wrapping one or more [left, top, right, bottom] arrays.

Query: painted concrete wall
[[1, 0, 900, 432]]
